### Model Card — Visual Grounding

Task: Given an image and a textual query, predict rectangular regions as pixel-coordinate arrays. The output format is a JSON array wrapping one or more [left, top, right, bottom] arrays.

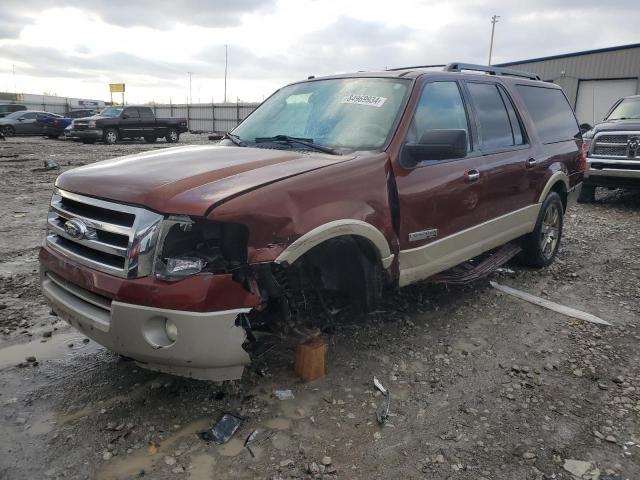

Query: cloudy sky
[[0, 0, 638, 104]]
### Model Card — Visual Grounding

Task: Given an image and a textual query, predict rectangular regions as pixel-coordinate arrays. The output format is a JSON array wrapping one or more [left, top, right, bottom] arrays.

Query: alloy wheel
[[540, 203, 560, 259]]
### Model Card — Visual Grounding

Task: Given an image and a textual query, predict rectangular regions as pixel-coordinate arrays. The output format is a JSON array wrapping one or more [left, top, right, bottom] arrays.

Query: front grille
[[46, 188, 163, 278], [591, 132, 640, 159]]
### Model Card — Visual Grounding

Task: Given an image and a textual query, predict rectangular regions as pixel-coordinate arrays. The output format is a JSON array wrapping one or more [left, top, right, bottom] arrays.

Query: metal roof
[[496, 43, 640, 67]]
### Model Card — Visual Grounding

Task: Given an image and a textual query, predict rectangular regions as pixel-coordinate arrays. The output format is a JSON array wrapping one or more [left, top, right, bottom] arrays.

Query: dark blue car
[[37, 109, 97, 139]]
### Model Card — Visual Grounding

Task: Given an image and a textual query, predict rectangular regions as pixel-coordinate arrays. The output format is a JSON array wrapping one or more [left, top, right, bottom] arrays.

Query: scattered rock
[[321, 456, 332, 466], [563, 459, 594, 477]]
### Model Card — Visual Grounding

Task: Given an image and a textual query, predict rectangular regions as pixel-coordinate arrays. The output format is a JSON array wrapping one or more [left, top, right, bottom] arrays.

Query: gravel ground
[[1, 135, 639, 480]]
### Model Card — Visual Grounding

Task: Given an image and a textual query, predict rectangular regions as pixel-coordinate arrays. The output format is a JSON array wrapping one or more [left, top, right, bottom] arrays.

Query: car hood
[[55, 145, 354, 216], [589, 119, 640, 134]]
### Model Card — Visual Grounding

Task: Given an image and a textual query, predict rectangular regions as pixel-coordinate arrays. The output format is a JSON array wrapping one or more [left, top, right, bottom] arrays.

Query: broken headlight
[[154, 216, 248, 282]]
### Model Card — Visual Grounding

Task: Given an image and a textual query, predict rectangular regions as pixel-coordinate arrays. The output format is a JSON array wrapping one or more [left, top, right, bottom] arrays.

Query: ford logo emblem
[[64, 218, 88, 240]]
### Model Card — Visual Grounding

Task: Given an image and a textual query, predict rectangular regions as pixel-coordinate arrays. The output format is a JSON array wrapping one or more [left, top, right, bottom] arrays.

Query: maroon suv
[[39, 63, 584, 381]]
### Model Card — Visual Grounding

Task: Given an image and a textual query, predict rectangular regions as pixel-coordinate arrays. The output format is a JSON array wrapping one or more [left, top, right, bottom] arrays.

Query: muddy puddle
[[0, 330, 103, 369]]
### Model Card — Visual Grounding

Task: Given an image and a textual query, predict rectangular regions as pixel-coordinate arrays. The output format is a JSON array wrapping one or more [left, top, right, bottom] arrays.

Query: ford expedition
[[39, 63, 584, 381]]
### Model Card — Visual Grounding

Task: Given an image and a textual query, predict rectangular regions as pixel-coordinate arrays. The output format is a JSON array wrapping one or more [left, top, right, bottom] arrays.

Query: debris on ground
[[490, 281, 611, 325], [244, 428, 274, 457], [198, 413, 243, 444], [273, 389, 295, 400], [31, 159, 59, 172], [373, 376, 391, 425]]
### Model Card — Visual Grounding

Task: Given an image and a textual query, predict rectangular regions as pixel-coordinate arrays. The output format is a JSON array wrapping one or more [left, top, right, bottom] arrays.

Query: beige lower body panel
[[41, 268, 251, 381], [398, 204, 540, 287]]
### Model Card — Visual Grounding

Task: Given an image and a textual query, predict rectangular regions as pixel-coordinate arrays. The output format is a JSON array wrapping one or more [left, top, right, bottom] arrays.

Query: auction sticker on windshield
[[341, 94, 387, 107]]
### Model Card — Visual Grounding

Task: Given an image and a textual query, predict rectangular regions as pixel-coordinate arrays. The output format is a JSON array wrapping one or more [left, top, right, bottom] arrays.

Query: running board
[[430, 243, 522, 285]]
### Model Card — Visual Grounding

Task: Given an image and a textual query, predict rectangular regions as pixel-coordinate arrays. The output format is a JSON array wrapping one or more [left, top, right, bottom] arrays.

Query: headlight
[[153, 216, 248, 282], [88, 120, 96, 128]]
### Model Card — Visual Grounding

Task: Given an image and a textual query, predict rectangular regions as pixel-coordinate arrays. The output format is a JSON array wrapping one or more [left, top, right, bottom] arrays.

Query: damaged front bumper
[[39, 247, 259, 381]]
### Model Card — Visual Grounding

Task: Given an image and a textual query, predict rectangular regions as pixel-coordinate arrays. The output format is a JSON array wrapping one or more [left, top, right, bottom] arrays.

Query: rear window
[[516, 85, 579, 144], [467, 82, 524, 150]]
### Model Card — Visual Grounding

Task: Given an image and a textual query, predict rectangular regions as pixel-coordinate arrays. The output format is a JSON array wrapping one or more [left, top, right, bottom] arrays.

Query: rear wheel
[[103, 128, 119, 145], [518, 192, 563, 268], [166, 128, 179, 143], [2, 126, 15, 137], [577, 184, 596, 203]]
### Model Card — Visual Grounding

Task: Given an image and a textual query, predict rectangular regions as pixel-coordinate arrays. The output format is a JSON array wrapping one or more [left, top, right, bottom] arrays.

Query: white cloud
[[0, 0, 638, 103]]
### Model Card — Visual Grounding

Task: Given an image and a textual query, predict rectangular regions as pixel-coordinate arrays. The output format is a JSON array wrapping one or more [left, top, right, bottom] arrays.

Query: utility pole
[[488, 15, 500, 66], [12, 64, 16, 94], [224, 44, 228, 103], [187, 72, 192, 104]]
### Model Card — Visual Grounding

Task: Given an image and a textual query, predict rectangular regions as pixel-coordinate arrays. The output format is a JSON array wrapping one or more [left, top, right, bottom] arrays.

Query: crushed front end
[[39, 188, 261, 381]]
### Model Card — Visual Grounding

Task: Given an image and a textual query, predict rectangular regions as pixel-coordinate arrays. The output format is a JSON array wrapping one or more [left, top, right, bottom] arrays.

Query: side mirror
[[17, 117, 24, 122], [579, 123, 593, 135], [403, 129, 467, 167]]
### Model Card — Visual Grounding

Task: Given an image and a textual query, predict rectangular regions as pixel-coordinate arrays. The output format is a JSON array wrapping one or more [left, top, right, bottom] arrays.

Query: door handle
[[464, 169, 480, 183], [525, 158, 538, 168]]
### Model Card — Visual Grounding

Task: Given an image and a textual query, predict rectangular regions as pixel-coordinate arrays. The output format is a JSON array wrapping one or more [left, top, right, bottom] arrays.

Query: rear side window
[[467, 82, 523, 150], [139, 107, 154, 118], [124, 108, 139, 118], [516, 85, 579, 144]]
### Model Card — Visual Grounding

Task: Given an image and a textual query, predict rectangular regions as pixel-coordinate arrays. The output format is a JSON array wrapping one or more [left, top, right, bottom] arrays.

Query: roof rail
[[386, 64, 445, 72], [443, 62, 540, 80]]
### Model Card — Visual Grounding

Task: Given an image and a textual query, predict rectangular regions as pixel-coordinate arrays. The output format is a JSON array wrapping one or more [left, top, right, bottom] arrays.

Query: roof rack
[[443, 62, 540, 80], [386, 64, 446, 71]]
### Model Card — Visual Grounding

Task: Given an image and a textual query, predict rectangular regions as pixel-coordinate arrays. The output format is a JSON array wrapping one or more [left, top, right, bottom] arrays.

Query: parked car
[[0, 103, 27, 118], [0, 110, 59, 136], [39, 63, 584, 381], [69, 106, 188, 144], [578, 95, 640, 202], [37, 109, 97, 139]]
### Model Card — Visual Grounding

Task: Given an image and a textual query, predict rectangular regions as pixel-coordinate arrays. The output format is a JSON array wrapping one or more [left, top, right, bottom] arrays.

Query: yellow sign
[[109, 83, 125, 93]]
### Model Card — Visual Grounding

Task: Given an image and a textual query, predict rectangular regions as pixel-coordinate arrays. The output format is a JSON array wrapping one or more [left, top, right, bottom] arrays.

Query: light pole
[[488, 15, 500, 66], [187, 72, 192, 104], [224, 45, 228, 103]]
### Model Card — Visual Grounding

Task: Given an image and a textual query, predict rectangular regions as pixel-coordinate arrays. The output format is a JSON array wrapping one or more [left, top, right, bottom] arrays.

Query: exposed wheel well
[[280, 234, 384, 315], [549, 181, 568, 211]]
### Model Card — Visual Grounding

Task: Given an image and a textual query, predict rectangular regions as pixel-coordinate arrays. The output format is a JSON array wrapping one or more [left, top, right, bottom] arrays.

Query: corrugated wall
[[499, 46, 640, 106], [152, 103, 259, 132]]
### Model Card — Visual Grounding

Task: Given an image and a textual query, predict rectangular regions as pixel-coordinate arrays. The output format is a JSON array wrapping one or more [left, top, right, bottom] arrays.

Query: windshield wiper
[[254, 135, 339, 155], [222, 132, 247, 147], [609, 117, 640, 120]]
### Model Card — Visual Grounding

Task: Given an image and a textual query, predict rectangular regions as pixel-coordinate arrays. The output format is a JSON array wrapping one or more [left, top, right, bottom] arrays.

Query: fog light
[[165, 319, 178, 342]]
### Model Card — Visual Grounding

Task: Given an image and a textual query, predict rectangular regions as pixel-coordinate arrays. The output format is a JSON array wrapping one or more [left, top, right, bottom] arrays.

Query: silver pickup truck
[[580, 95, 640, 202]]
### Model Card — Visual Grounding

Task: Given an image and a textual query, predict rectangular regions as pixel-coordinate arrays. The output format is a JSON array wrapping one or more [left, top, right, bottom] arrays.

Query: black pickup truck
[[70, 106, 188, 144]]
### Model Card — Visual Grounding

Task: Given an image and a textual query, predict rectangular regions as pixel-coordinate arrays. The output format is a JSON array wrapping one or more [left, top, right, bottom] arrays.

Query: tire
[[518, 192, 564, 268], [103, 128, 119, 145], [577, 184, 596, 203], [2, 126, 15, 137], [165, 128, 179, 143], [144, 135, 157, 143]]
